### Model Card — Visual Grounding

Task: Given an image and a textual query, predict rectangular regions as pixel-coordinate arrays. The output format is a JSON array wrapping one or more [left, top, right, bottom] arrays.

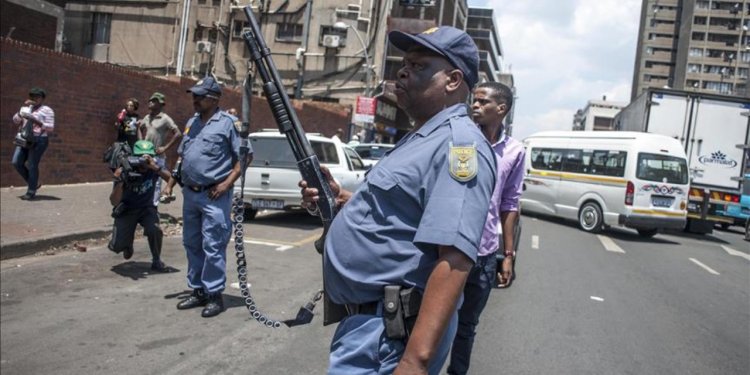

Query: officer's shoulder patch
[[448, 142, 478, 182]]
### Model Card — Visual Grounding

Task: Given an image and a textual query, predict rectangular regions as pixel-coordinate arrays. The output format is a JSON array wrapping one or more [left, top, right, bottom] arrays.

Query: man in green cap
[[109, 140, 173, 271], [138, 92, 181, 206]]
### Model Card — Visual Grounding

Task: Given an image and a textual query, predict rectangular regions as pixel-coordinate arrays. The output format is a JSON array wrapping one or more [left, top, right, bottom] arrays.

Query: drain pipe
[[294, 0, 313, 99], [177, 0, 192, 77]]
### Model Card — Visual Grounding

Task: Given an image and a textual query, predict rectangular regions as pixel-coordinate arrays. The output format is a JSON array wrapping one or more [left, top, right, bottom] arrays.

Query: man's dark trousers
[[109, 206, 163, 260], [447, 254, 497, 375]]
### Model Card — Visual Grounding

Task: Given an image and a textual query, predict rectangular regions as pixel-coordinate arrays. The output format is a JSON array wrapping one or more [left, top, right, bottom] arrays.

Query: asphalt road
[[1, 211, 748, 375]]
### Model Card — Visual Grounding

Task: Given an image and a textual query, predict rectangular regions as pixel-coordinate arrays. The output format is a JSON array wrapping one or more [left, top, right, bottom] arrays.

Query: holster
[[384, 286, 422, 341], [322, 292, 347, 326]]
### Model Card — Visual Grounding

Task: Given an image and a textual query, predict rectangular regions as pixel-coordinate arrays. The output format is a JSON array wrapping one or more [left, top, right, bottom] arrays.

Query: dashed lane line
[[241, 234, 319, 252], [721, 245, 750, 262], [689, 258, 720, 275], [243, 239, 293, 252], [597, 235, 626, 253], [531, 235, 539, 249]]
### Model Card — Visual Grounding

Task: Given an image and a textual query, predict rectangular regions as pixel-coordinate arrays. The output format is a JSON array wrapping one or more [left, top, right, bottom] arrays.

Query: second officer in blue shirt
[[164, 77, 243, 318]]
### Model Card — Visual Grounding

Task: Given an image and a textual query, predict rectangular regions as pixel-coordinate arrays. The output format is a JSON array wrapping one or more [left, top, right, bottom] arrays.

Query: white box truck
[[614, 88, 750, 233]]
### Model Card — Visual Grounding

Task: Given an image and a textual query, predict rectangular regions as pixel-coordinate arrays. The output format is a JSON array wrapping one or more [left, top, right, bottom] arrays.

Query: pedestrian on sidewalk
[[114, 98, 140, 149], [11, 87, 55, 200], [138, 92, 181, 205], [108, 140, 173, 272], [299, 26, 496, 374], [164, 77, 242, 318], [447, 81, 525, 375]]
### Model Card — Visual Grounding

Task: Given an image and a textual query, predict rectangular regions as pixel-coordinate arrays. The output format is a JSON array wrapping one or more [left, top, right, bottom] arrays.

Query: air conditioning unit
[[322, 34, 341, 48], [196, 41, 213, 54]]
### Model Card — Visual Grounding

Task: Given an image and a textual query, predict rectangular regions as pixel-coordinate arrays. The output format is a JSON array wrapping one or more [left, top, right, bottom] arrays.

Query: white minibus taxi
[[521, 131, 689, 237]]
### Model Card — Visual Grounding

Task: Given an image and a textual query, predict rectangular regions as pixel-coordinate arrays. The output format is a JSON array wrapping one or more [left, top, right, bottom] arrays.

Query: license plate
[[251, 199, 284, 210], [652, 196, 673, 208]]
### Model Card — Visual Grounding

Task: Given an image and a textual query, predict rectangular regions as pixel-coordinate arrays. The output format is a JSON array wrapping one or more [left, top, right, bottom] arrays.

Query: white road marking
[[597, 235, 626, 253], [243, 239, 294, 252], [531, 235, 539, 249], [590, 296, 604, 302], [689, 258, 720, 275], [721, 245, 750, 262]]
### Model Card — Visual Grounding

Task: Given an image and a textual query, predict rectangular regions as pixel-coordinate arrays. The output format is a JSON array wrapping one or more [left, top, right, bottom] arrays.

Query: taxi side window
[[530, 148, 564, 171]]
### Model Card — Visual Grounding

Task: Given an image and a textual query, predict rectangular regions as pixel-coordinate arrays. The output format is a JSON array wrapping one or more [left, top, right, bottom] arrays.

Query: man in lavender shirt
[[448, 81, 525, 375]]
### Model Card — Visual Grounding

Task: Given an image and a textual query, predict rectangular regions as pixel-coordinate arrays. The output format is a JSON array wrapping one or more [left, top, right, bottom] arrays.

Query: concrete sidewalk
[[0, 182, 184, 259]]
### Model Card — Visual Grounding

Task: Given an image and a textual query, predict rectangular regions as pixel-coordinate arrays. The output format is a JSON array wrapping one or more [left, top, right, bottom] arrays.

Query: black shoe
[[20, 193, 35, 200], [150, 260, 168, 272], [122, 247, 134, 260], [177, 289, 208, 310], [201, 293, 224, 318]]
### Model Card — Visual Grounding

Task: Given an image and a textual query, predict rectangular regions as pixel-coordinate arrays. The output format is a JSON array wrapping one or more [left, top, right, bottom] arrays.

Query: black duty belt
[[344, 301, 379, 316], [188, 184, 214, 192]]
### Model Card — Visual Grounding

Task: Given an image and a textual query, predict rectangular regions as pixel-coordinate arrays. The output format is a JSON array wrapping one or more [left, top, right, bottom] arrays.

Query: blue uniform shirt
[[324, 104, 497, 304], [177, 109, 241, 187]]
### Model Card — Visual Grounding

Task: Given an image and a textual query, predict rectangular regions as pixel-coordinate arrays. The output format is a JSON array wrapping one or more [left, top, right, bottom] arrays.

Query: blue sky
[[468, 0, 643, 140]]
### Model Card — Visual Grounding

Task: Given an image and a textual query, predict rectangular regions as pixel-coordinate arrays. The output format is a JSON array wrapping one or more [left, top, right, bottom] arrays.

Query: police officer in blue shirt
[[164, 77, 243, 318], [300, 26, 496, 374]]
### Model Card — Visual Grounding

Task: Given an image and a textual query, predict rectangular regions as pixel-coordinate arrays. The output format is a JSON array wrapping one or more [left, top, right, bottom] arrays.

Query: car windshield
[[250, 137, 339, 168], [355, 145, 392, 159], [636, 153, 689, 184]]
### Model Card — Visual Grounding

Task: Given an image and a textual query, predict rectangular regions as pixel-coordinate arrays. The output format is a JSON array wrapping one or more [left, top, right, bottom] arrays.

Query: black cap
[[29, 87, 46, 98]]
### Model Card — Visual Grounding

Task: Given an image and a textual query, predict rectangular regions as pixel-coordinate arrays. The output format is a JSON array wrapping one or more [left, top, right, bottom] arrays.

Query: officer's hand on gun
[[298, 165, 341, 215]]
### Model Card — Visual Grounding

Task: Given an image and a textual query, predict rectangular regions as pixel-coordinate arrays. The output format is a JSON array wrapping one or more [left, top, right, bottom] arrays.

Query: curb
[[0, 229, 112, 260]]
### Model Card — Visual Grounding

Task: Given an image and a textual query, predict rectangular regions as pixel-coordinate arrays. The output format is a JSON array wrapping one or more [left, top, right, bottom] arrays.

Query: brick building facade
[[0, 37, 352, 187]]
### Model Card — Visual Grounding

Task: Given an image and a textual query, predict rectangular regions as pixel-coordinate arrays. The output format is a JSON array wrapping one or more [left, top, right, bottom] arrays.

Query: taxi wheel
[[579, 202, 603, 233]]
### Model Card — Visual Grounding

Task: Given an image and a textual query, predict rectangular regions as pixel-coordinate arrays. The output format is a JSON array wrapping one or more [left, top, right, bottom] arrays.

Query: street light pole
[[334, 22, 371, 96]]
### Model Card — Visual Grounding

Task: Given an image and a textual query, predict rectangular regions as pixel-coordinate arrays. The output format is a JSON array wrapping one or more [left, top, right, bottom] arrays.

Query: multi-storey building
[[632, 0, 750, 100], [43, 0, 511, 137], [572, 97, 627, 131]]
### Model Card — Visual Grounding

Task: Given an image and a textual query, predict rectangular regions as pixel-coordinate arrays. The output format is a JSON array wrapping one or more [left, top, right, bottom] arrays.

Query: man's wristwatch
[[504, 250, 516, 257]]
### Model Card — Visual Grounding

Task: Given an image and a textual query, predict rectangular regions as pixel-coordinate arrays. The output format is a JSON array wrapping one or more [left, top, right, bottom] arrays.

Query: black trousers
[[109, 206, 163, 261]]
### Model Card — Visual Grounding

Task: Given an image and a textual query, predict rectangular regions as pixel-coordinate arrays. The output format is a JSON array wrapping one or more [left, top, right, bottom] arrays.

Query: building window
[[738, 68, 749, 78], [741, 51, 750, 63], [593, 117, 614, 131], [687, 64, 701, 73], [696, 1, 710, 9], [233, 20, 249, 38], [646, 47, 654, 55], [704, 81, 732, 94], [91, 13, 112, 44], [689, 48, 703, 57], [691, 32, 704, 41], [276, 23, 304, 42]]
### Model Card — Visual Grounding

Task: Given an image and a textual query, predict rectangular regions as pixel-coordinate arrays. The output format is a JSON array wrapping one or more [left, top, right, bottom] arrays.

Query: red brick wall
[[0, 1, 57, 50], [0, 38, 352, 187]]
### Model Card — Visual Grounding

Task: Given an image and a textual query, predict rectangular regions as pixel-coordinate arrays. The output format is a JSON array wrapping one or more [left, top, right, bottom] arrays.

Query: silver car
[[234, 131, 368, 219]]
